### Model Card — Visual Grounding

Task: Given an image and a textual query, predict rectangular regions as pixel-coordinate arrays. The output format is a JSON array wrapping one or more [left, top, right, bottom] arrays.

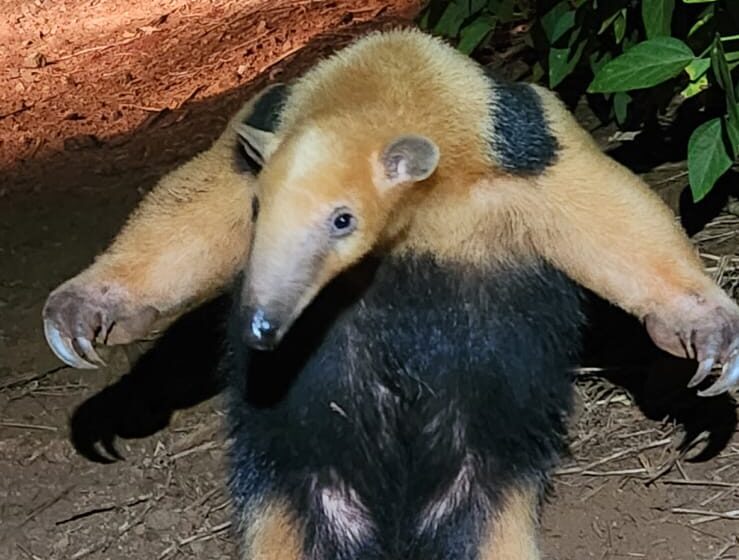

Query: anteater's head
[[235, 119, 440, 350]]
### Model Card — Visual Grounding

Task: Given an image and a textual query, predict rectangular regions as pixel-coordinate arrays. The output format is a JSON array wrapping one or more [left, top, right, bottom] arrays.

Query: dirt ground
[[1, 2, 739, 559]]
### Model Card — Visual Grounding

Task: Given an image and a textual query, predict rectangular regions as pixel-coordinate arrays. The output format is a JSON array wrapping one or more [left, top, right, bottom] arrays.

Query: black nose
[[244, 307, 281, 350]]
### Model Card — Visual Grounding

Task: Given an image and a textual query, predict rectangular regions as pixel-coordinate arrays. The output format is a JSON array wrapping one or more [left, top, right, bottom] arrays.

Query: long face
[[235, 122, 440, 350]]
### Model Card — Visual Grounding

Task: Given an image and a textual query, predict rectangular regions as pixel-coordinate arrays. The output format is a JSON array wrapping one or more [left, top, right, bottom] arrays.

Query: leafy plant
[[420, 0, 534, 54], [420, 0, 739, 202]]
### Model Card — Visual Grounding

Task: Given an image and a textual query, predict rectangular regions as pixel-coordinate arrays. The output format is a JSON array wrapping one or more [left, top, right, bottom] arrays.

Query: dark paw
[[645, 294, 739, 397], [43, 281, 158, 369]]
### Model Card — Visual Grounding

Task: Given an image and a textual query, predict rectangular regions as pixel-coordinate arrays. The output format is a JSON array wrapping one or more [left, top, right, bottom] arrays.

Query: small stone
[[53, 533, 70, 551], [23, 52, 47, 68], [146, 509, 177, 531]]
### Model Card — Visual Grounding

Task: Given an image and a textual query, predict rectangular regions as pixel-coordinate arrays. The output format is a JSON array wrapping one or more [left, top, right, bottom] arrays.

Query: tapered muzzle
[[242, 306, 282, 350]]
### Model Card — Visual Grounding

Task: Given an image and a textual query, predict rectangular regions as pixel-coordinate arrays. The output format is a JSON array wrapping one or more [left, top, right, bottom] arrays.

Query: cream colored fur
[[251, 28, 723, 321], [72, 99, 259, 321]]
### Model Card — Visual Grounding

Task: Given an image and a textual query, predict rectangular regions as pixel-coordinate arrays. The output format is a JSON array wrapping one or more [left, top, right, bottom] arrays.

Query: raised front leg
[[43, 148, 252, 368], [527, 87, 739, 395], [42, 84, 289, 368]]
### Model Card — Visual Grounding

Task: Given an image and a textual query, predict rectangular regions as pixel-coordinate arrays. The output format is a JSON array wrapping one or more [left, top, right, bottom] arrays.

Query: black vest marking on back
[[485, 69, 559, 175], [224, 253, 583, 559], [233, 83, 290, 175]]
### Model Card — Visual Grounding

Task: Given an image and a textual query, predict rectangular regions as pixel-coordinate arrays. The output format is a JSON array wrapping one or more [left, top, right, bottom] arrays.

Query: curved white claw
[[698, 351, 739, 397], [43, 319, 99, 370], [74, 336, 106, 366], [688, 357, 715, 388]]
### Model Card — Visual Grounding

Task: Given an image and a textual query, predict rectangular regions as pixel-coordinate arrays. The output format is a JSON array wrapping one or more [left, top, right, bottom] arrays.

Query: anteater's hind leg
[[410, 467, 542, 560], [478, 486, 541, 560], [238, 498, 304, 560], [235, 476, 384, 560]]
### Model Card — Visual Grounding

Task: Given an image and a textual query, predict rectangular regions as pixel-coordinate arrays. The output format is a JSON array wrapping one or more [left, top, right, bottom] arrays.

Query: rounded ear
[[231, 83, 289, 167], [378, 134, 440, 189], [233, 122, 278, 167]]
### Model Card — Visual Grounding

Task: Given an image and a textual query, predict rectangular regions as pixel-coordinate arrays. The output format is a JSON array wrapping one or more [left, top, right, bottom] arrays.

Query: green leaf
[[681, 57, 710, 100], [684, 57, 710, 80], [642, 0, 674, 38], [468, 0, 487, 14], [433, 2, 466, 38], [712, 38, 738, 104], [726, 114, 739, 158], [549, 31, 587, 88], [712, 40, 732, 93], [711, 37, 739, 154], [682, 0, 716, 3], [589, 50, 613, 75], [588, 37, 695, 93], [550, 9, 576, 44], [457, 18, 493, 54], [613, 92, 631, 125], [680, 74, 709, 98], [688, 118, 733, 202], [613, 9, 627, 44], [688, 6, 714, 38], [598, 8, 624, 35], [540, 1, 570, 42]]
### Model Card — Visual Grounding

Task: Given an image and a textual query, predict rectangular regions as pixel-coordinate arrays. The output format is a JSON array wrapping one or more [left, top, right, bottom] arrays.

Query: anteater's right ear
[[233, 123, 279, 168], [376, 134, 440, 191]]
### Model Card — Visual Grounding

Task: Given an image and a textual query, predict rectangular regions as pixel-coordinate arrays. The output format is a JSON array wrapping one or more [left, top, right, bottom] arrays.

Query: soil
[[1, 2, 738, 559]]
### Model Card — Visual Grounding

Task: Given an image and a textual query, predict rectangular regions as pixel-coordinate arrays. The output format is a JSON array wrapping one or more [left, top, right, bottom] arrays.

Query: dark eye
[[334, 213, 352, 229], [329, 208, 357, 238]]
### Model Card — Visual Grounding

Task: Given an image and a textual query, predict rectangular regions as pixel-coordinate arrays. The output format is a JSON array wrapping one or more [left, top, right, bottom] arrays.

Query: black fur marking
[[225, 255, 583, 559], [485, 69, 559, 175], [244, 84, 290, 131], [233, 84, 290, 175], [251, 195, 260, 222]]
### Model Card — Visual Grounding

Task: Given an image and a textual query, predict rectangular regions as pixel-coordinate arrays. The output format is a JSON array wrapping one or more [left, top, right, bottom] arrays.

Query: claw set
[[691, 349, 739, 397], [43, 318, 104, 369]]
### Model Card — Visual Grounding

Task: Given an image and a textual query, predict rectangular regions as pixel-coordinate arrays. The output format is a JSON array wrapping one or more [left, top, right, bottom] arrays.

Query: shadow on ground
[[69, 296, 231, 463], [67, 285, 737, 465], [582, 295, 737, 463]]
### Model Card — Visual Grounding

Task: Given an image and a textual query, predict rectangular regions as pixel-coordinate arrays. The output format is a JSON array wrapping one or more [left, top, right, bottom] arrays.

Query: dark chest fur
[[225, 255, 583, 524]]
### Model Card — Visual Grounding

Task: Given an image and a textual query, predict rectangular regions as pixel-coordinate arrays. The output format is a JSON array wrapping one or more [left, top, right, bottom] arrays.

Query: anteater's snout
[[243, 307, 281, 351]]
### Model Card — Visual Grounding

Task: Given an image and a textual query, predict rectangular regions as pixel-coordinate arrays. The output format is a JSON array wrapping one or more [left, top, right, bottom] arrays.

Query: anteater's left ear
[[377, 134, 440, 189], [233, 122, 279, 167]]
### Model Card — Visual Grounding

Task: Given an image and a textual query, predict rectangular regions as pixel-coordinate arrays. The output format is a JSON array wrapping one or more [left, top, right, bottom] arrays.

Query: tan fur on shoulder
[[247, 27, 722, 324]]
